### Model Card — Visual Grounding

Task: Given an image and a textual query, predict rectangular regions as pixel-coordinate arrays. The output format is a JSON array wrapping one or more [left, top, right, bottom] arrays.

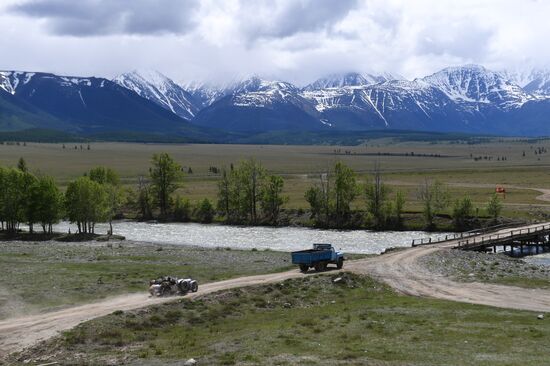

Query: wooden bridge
[[412, 223, 550, 257], [455, 223, 550, 256]]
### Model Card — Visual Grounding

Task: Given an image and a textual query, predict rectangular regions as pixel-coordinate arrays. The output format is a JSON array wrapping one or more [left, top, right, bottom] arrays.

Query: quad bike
[[149, 276, 198, 297]]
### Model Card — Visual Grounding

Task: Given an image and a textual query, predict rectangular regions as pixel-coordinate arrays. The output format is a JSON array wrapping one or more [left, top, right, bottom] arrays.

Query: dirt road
[[2, 222, 550, 358], [0, 270, 308, 358], [348, 224, 550, 312]]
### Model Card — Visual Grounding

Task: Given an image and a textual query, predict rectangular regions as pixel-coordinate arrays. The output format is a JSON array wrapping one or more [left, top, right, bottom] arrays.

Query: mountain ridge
[[3, 65, 550, 138]]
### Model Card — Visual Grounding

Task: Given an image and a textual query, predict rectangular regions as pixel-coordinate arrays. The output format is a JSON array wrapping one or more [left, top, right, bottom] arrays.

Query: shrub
[[194, 198, 215, 223], [172, 196, 192, 222]]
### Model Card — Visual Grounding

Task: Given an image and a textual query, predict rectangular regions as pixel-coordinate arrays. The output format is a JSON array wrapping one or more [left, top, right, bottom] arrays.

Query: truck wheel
[[314, 263, 322, 272], [337, 258, 344, 269], [191, 282, 198, 292], [299, 264, 309, 273]]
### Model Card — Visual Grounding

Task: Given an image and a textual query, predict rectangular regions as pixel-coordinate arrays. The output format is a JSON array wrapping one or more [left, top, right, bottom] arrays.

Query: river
[[51, 221, 449, 254]]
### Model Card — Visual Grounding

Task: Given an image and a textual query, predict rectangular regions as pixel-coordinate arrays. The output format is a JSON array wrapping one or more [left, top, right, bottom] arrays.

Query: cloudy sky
[[1, 0, 549, 85]]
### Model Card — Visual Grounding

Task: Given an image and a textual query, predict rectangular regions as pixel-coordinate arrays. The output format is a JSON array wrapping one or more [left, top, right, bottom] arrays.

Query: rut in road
[[2, 221, 550, 359]]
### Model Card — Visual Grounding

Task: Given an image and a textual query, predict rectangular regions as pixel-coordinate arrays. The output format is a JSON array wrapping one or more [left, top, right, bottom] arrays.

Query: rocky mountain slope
[[3, 65, 550, 138], [0, 71, 211, 139]]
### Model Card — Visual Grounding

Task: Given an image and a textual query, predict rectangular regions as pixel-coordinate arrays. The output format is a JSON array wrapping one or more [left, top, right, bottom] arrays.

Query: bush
[[194, 198, 215, 223], [452, 197, 473, 230], [172, 196, 192, 222]]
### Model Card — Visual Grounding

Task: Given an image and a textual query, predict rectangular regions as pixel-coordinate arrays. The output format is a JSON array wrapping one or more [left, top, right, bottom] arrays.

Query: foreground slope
[[1, 221, 550, 359]]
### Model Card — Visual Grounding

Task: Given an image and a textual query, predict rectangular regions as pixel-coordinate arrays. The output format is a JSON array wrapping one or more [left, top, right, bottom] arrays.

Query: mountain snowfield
[[113, 70, 199, 120], [2, 65, 550, 137], [0, 71, 209, 137], [111, 65, 550, 135]]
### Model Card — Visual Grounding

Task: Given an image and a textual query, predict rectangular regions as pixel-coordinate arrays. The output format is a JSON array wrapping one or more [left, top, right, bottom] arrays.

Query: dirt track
[[348, 223, 550, 312], [0, 270, 305, 358], [2, 222, 550, 358]]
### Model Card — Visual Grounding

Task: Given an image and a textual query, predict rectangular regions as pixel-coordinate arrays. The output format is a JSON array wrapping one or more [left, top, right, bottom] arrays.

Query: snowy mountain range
[[2, 65, 550, 138], [0, 71, 211, 139]]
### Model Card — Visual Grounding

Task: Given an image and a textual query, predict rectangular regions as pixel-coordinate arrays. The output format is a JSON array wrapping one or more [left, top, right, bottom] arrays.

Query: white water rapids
[[50, 221, 449, 254]]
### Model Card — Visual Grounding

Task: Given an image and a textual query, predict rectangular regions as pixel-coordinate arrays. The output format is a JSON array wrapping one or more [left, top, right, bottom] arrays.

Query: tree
[[305, 171, 331, 227], [333, 162, 357, 228], [452, 197, 473, 230], [260, 175, 287, 225], [304, 162, 358, 228], [65, 176, 108, 234], [173, 196, 192, 222], [217, 168, 231, 219], [217, 159, 266, 224], [195, 198, 215, 223], [137, 176, 154, 220], [22, 172, 38, 233], [150, 153, 183, 219], [236, 159, 266, 224], [17, 157, 28, 173], [0, 168, 27, 232], [432, 180, 450, 214], [391, 190, 406, 227], [365, 163, 390, 228], [305, 186, 324, 223], [88, 166, 119, 186], [30, 175, 64, 233], [417, 179, 449, 229], [486, 192, 502, 222], [88, 167, 123, 235]]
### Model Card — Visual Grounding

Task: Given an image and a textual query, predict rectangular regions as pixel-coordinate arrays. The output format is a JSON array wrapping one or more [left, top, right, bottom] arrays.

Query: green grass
[[15, 273, 550, 365], [0, 241, 293, 319]]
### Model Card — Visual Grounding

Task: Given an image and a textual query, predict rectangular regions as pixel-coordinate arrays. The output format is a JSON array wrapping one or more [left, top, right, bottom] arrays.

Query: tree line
[[0, 154, 503, 235], [304, 161, 502, 230]]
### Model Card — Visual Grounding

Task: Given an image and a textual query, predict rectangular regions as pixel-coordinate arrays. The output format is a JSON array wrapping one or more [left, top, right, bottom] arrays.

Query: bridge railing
[[456, 223, 550, 248], [411, 222, 525, 247]]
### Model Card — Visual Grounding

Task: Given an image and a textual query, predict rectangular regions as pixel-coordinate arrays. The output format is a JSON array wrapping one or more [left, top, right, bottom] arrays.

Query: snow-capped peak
[[0, 71, 36, 94], [114, 69, 172, 94], [228, 76, 305, 108], [304, 72, 371, 91], [304, 72, 402, 91], [421, 64, 531, 108], [113, 70, 199, 120]]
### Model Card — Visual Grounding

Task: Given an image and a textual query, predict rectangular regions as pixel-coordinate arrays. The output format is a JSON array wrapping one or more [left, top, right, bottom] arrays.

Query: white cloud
[[1, 0, 549, 85]]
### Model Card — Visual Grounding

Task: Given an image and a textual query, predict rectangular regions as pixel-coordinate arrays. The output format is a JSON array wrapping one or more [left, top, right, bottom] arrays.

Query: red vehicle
[[496, 185, 506, 199]]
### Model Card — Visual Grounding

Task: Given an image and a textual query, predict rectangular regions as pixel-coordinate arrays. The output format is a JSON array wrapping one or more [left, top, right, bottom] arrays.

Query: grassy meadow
[[14, 273, 550, 365], [0, 241, 294, 319], [1, 137, 550, 219]]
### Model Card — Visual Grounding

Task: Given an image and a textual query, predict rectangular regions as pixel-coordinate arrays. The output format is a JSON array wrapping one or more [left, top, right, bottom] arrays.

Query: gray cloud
[[10, 0, 200, 36], [416, 20, 494, 60], [2, 0, 550, 85], [241, 0, 359, 40]]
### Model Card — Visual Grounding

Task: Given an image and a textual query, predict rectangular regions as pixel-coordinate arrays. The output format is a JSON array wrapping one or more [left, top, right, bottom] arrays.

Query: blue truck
[[291, 243, 345, 272]]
